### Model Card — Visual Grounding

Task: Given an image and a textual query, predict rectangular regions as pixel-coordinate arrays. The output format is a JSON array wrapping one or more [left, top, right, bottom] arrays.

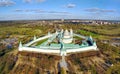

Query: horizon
[[0, 19, 120, 22], [0, 0, 120, 21]]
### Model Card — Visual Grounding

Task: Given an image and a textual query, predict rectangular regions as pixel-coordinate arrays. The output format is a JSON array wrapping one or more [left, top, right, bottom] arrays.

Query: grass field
[[0, 22, 120, 74], [81, 25, 120, 36]]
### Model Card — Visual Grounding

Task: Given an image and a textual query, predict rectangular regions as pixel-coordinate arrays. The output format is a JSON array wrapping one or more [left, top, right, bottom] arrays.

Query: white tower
[[63, 29, 73, 43], [70, 29, 73, 37], [64, 29, 70, 38], [55, 30, 58, 34], [34, 35, 37, 41], [18, 41, 22, 51], [61, 29, 63, 33]]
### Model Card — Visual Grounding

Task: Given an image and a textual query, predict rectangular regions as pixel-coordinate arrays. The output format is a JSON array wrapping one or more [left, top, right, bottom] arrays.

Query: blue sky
[[0, 0, 120, 20]]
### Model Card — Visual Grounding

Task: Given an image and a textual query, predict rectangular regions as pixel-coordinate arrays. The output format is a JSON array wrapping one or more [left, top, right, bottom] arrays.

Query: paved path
[[60, 55, 68, 69]]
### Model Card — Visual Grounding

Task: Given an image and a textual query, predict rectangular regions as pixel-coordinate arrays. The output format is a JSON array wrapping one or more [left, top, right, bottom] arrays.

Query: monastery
[[19, 29, 98, 56]]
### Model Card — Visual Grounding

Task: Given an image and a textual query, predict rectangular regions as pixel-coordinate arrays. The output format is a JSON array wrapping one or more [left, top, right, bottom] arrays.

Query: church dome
[[64, 29, 70, 38]]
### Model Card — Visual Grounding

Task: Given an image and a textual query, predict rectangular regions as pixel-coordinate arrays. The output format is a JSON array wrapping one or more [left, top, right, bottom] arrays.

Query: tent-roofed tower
[[62, 29, 73, 44], [18, 41, 22, 51]]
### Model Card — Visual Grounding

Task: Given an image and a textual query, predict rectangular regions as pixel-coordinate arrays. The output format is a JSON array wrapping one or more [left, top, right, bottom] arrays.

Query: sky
[[0, 0, 120, 20]]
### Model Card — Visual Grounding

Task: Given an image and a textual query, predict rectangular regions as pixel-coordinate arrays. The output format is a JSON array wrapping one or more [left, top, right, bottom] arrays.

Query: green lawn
[[81, 25, 120, 36], [35, 39, 48, 46], [77, 30, 100, 38]]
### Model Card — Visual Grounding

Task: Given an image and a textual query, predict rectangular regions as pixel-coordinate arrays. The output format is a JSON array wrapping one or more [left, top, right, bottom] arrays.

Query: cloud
[[36, 0, 45, 3], [14, 9, 45, 12], [23, 0, 32, 3], [14, 9, 23, 12], [65, 3, 76, 8], [23, 0, 45, 3], [0, 0, 15, 6], [14, 9, 71, 14], [84, 8, 116, 13], [47, 11, 70, 14]]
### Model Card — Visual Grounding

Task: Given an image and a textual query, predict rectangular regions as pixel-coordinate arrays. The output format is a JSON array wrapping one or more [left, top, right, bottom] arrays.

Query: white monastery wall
[[19, 47, 60, 53], [19, 46, 98, 55], [66, 46, 98, 53], [25, 34, 54, 46]]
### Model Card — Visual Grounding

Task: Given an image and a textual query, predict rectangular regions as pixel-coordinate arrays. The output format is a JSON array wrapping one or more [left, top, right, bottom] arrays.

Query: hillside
[[0, 21, 120, 74]]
